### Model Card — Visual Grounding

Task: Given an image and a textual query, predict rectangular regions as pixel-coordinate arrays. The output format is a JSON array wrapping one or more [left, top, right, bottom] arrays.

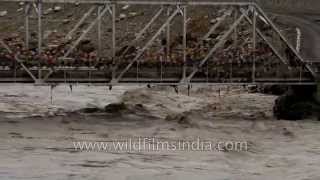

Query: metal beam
[[112, 7, 180, 83], [97, 5, 102, 57], [254, 4, 317, 77], [0, 0, 255, 6], [0, 40, 37, 81], [116, 7, 164, 60], [65, 6, 96, 40], [183, 11, 247, 83], [25, 3, 31, 50], [111, 3, 116, 79], [240, 8, 289, 66], [166, 7, 171, 62], [43, 5, 109, 81], [202, 9, 232, 40], [63, 5, 109, 58], [252, 6, 256, 82], [37, 0, 42, 55], [182, 5, 187, 80]]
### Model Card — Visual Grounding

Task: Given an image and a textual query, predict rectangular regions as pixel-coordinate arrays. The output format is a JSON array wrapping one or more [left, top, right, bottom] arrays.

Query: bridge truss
[[0, 0, 318, 86]]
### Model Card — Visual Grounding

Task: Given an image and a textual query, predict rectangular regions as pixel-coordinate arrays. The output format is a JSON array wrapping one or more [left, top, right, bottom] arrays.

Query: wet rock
[[165, 113, 193, 127], [79, 107, 101, 113], [53, 6, 62, 12], [79, 40, 95, 53], [273, 86, 320, 120], [43, 8, 53, 15], [122, 5, 130, 10], [129, 12, 138, 17], [247, 85, 258, 93], [0, 11, 8, 17], [62, 19, 71, 24], [119, 13, 127, 20], [260, 85, 288, 95], [104, 103, 127, 113], [17, 8, 24, 12], [241, 111, 268, 120], [282, 128, 294, 137], [210, 18, 218, 24]]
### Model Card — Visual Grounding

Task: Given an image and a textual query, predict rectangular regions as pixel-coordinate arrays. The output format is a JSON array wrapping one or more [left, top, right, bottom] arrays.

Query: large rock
[[260, 85, 289, 95], [0, 11, 8, 17], [104, 103, 127, 113], [273, 85, 320, 120]]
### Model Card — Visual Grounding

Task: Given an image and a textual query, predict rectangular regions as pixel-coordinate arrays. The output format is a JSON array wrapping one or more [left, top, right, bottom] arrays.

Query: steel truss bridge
[[0, 0, 319, 86]]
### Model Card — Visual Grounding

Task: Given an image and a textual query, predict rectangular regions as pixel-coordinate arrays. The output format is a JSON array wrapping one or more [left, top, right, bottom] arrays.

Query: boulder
[[122, 5, 130, 10], [0, 11, 8, 17], [104, 103, 127, 113], [53, 6, 62, 12], [119, 13, 127, 20], [273, 85, 320, 120], [260, 85, 288, 95], [165, 113, 193, 128]]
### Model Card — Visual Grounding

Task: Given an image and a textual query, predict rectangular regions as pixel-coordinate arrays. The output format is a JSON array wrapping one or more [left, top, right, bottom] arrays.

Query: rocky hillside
[[258, 0, 320, 13]]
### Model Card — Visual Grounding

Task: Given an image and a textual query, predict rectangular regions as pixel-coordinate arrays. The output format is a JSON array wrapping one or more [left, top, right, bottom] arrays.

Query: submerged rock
[[104, 103, 127, 113], [165, 113, 193, 128], [79, 107, 101, 113]]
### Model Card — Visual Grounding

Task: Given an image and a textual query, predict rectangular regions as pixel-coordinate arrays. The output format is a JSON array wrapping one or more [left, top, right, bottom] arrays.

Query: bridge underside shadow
[[0, 0, 318, 86]]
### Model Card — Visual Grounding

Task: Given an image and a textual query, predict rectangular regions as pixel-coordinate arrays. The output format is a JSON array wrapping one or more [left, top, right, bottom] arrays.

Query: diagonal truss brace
[[63, 5, 109, 58], [182, 10, 248, 83], [65, 6, 97, 40], [42, 4, 110, 81], [253, 4, 316, 77], [202, 9, 233, 40], [111, 7, 180, 83], [0, 40, 37, 81], [116, 7, 164, 60], [240, 8, 289, 67]]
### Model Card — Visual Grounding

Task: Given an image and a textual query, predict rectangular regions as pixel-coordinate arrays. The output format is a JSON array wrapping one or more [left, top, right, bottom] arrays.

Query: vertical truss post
[[63, 6, 108, 58], [37, 0, 43, 81], [166, 7, 171, 62], [25, 3, 31, 50], [111, 3, 116, 80], [37, 0, 42, 55], [116, 7, 164, 60], [113, 7, 180, 83], [231, 7, 238, 82], [183, 11, 247, 83], [240, 8, 288, 66], [182, 5, 187, 80], [97, 5, 102, 58], [252, 6, 257, 82]]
